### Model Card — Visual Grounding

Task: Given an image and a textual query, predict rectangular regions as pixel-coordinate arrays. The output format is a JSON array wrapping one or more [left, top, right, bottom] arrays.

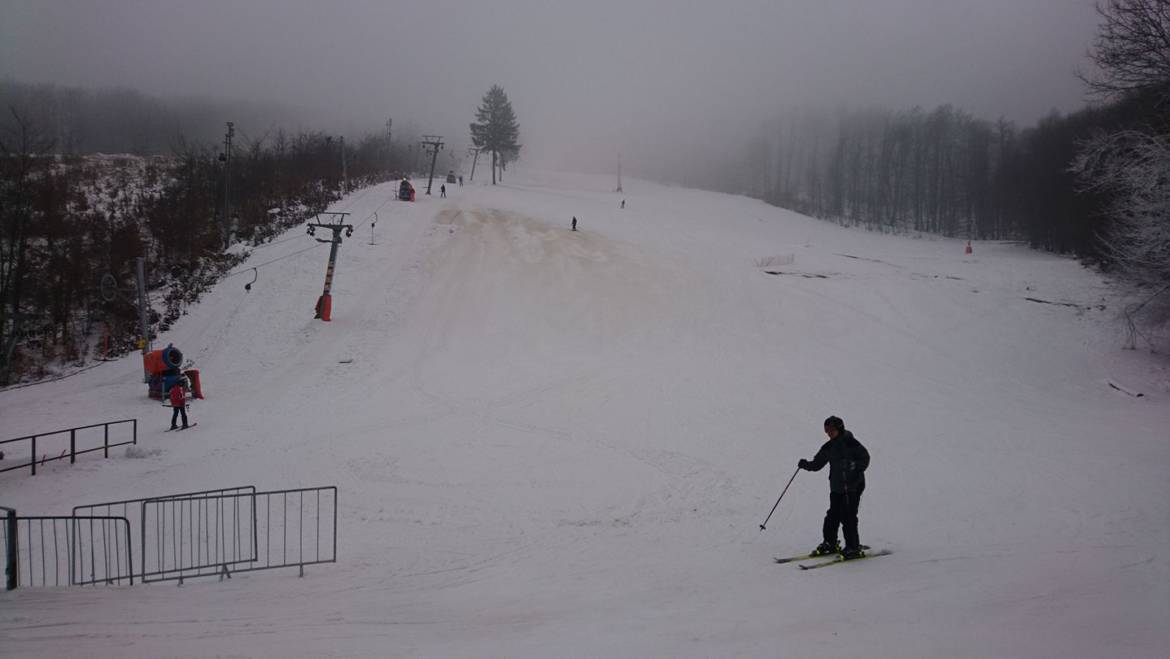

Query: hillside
[[2, 170, 1168, 658]]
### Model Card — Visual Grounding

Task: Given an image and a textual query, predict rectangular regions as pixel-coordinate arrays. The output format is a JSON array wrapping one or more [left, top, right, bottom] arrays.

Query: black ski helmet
[[824, 416, 845, 433]]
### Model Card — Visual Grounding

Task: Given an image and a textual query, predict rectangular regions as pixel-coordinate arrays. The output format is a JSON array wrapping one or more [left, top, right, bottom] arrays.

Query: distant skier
[[167, 378, 190, 430], [440, 184, 447, 198], [621, 199, 625, 209], [798, 415, 869, 559], [571, 216, 577, 231]]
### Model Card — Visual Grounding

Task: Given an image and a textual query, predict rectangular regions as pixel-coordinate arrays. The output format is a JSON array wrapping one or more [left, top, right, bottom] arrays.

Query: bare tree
[[1073, 130, 1170, 288], [1074, 127, 1170, 348], [0, 107, 55, 381], [1079, 0, 1170, 101], [1073, 1, 1170, 346]]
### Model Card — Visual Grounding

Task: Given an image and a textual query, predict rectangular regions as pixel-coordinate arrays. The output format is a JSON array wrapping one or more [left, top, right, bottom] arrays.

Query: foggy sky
[[1, 0, 1103, 172]]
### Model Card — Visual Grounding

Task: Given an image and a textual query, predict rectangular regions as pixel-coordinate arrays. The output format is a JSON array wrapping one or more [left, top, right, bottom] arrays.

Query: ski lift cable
[[249, 232, 313, 250], [224, 243, 324, 279], [342, 172, 412, 215], [358, 192, 399, 225], [337, 177, 400, 222], [337, 184, 376, 212]]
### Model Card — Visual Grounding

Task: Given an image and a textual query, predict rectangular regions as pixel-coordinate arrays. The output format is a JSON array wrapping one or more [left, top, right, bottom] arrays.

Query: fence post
[[140, 502, 147, 585], [70, 429, 76, 464], [4, 507, 16, 590], [31, 435, 36, 476], [104, 424, 109, 458], [125, 520, 134, 586]]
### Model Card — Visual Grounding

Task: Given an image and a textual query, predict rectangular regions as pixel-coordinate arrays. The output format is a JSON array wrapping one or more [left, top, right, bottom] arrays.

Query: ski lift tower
[[307, 212, 354, 321], [420, 135, 444, 195], [467, 146, 481, 182]]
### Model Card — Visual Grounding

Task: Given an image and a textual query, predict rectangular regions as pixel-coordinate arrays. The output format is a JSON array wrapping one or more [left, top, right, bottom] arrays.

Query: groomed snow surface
[[2, 170, 1168, 658]]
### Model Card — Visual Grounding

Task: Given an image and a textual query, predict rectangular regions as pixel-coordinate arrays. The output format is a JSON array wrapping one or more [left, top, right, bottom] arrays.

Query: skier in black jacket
[[798, 415, 870, 559]]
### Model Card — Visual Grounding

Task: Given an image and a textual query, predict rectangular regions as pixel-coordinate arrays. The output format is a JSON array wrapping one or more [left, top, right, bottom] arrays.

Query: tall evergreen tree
[[469, 85, 520, 185]]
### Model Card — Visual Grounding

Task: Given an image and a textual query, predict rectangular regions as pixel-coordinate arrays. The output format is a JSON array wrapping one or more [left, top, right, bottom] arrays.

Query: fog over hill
[[1, 0, 1103, 176]]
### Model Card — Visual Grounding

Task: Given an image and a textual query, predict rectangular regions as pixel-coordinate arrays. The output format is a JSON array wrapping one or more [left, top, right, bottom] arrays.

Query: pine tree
[[469, 85, 521, 185]]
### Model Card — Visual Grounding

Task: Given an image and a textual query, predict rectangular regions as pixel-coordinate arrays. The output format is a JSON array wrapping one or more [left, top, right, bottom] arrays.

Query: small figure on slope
[[168, 378, 191, 430], [798, 415, 870, 559]]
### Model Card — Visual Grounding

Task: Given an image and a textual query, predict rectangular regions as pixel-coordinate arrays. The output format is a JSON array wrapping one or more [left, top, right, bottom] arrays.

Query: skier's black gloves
[[798, 459, 810, 470]]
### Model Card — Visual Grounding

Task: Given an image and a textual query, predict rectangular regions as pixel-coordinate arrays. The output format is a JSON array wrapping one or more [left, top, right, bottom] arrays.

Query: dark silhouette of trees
[[0, 80, 304, 155], [0, 107, 56, 378], [734, 93, 1157, 266]]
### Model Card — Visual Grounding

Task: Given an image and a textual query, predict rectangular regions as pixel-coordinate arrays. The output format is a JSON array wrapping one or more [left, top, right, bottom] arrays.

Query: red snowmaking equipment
[[398, 178, 416, 201], [143, 343, 203, 400]]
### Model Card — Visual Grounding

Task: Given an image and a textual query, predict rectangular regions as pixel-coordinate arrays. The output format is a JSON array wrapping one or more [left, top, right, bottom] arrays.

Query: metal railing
[[140, 489, 259, 582], [140, 486, 338, 583], [0, 511, 133, 588], [73, 486, 257, 543], [1, 419, 137, 475], [3, 485, 337, 589]]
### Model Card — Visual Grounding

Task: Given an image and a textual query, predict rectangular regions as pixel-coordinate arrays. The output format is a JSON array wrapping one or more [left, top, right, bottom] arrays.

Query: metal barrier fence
[[3, 485, 336, 589], [73, 486, 256, 545], [141, 486, 338, 583], [0, 513, 133, 588], [140, 489, 258, 582], [1, 419, 137, 475], [74, 485, 259, 583]]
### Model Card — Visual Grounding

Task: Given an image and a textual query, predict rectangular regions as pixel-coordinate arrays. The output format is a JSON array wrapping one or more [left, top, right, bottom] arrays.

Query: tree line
[[739, 89, 1161, 260], [0, 80, 304, 155]]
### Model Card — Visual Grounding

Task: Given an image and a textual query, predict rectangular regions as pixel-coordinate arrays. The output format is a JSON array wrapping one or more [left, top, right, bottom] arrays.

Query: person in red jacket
[[168, 379, 189, 430]]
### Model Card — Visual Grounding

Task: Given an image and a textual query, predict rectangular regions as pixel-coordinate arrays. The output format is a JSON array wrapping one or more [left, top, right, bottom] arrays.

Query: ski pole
[[759, 465, 801, 531]]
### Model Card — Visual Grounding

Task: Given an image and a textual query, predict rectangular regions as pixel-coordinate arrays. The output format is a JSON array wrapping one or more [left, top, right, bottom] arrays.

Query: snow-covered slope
[[2, 169, 1168, 658]]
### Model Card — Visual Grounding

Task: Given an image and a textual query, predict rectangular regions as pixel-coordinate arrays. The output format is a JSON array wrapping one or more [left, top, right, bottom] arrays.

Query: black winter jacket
[[802, 430, 870, 493]]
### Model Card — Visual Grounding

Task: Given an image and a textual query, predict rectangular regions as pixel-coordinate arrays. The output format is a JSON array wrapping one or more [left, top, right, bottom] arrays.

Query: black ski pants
[[823, 488, 863, 549], [170, 405, 188, 429]]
